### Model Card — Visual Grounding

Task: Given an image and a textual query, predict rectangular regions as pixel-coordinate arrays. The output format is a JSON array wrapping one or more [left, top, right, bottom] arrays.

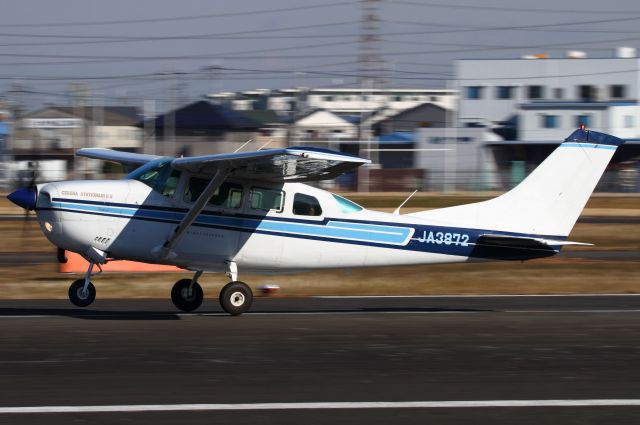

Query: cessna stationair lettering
[[7, 129, 624, 315]]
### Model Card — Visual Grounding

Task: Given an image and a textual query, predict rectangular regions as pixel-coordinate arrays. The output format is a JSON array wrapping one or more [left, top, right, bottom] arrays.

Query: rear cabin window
[[249, 187, 284, 212], [184, 178, 243, 209], [293, 193, 322, 216]]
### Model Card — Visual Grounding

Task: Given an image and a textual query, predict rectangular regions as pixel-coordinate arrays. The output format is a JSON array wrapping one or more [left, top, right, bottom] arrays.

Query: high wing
[[152, 146, 370, 259], [77, 148, 161, 165], [171, 146, 371, 182]]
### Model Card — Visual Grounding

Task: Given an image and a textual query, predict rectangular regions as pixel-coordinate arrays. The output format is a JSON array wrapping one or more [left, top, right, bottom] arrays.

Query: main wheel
[[219, 281, 253, 316], [68, 279, 96, 308], [171, 279, 203, 312]]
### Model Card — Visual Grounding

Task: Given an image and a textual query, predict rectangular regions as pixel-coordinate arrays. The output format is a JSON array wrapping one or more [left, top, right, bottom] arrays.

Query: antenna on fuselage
[[232, 139, 253, 153], [258, 139, 273, 151], [393, 189, 418, 215]]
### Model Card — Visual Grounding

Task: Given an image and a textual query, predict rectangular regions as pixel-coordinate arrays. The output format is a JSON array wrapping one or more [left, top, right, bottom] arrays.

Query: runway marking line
[[316, 294, 640, 299], [2, 400, 640, 413], [3, 309, 640, 319]]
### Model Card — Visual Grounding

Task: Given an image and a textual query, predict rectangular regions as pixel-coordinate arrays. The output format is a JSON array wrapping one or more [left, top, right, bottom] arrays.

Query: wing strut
[[153, 166, 230, 259]]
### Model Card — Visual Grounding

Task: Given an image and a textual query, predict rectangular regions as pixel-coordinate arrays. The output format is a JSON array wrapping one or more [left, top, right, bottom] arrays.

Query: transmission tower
[[358, 0, 384, 89]]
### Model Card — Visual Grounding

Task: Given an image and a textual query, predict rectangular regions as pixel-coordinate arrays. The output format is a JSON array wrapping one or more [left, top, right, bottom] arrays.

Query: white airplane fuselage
[[34, 178, 494, 274]]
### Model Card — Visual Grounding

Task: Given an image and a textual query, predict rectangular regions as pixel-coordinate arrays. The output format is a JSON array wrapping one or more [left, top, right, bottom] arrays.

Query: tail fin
[[407, 129, 624, 237]]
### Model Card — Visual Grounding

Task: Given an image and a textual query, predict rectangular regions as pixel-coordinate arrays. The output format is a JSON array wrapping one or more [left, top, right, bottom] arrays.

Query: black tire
[[219, 281, 253, 316], [171, 279, 204, 312], [68, 278, 96, 308]]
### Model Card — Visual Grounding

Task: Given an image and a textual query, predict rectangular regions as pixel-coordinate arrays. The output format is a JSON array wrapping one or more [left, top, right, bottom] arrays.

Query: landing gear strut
[[171, 270, 204, 312]]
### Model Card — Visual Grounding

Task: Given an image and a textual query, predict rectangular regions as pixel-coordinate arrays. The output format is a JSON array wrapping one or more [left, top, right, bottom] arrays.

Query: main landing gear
[[69, 260, 253, 316], [68, 259, 254, 315], [170, 278, 252, 315], [170, 264, 253, 315]]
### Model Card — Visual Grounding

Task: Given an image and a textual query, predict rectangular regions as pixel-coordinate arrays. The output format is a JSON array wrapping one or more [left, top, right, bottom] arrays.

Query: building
[[457, 51, 640, 131], [209, 87, 458, 120], [143, 100, 264, 157], [456, 51, 640, 191], [9, 106, 142, 181], [372, 103, 450, 135], [291, 109, 358, 142]]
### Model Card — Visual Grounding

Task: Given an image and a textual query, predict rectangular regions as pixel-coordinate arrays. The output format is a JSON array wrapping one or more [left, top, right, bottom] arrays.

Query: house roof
[[236, 109, 284, 125], [378, 132, 416, 144], [294, 109, 355, 128], [148, 100, 261, 130], [381, 102, 447, 123]]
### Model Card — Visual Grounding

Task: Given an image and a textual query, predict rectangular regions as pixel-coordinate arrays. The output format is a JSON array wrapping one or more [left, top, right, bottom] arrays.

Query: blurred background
[[0, 0, 639, 193], [0, 0, 638, 298]]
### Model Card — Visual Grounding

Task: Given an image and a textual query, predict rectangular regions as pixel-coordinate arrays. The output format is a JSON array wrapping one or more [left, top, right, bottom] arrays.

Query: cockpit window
[[127, 159, 181, 198], [332, 193, 363, 213], [184, 178, 243, 209], [293, 193, 322, 216]]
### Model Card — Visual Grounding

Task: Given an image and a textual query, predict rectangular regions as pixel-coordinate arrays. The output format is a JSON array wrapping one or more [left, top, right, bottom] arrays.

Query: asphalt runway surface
[[1, 296, 640, 424]]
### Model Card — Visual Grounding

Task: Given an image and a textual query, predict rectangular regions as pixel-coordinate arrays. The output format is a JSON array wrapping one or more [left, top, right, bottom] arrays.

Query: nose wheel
[[171, 278, 204, 312], [69, 278, 96, 307], [219, 281, 253, 316]]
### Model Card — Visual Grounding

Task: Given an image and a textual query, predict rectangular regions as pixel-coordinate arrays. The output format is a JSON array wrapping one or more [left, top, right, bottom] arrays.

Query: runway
[[1, 296, 639, 424]]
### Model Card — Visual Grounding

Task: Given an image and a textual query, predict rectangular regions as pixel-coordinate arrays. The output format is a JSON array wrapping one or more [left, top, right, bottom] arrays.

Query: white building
[[303, 88, 457, 115], [291, 109, 358, 141], [209, 87, 458, 118], [520, 102, 640, 141], [457, 49, 640, 139]]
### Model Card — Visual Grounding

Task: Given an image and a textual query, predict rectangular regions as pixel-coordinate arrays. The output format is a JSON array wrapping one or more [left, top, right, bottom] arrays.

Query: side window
[[184, 177, 208, 203], [293, 193, 322, 216], [161, 169, 181, 197], [249, 187, 284, 212], [183, 178, 243, 209], [210, 182, 243, 209]]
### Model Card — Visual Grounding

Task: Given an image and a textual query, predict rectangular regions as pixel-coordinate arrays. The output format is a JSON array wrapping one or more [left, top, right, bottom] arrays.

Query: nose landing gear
[[68, 279, 96, 307], [68, 259, 99, 307]]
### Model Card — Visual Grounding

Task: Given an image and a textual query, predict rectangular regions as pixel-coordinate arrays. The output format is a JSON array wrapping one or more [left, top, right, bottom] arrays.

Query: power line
[[1, 32, 640, 64], [4, 64, 640, 83], [0, 1, 356, 28], [0, 21, 359, 46], [390, 0, 640, 15]]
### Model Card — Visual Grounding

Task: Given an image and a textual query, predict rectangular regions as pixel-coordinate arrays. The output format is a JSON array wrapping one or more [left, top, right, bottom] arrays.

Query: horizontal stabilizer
[[477, 234, 592, 248]]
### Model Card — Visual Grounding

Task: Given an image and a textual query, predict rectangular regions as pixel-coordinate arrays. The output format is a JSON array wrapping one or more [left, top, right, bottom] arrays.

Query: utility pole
[[358, 0, 384, 192]]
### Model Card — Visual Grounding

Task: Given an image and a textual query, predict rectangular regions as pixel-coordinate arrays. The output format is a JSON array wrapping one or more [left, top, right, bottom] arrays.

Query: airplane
[[6, 128, 624, 315]]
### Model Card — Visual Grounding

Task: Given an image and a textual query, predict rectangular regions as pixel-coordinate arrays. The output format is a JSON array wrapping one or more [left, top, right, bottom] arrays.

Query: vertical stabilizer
[[407, 129, 624, 237]]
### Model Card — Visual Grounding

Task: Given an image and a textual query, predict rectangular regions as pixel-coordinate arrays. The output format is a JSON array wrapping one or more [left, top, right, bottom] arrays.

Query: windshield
[[125, 158, 180, 196], [332, 193, 363, 213]]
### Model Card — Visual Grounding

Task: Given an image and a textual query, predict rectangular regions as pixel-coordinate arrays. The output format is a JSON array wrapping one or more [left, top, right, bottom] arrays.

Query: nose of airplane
[[7, 187, 37, 211]]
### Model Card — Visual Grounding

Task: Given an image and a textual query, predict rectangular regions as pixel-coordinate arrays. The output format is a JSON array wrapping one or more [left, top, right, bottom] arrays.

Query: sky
[[1, 0, 640, 111]]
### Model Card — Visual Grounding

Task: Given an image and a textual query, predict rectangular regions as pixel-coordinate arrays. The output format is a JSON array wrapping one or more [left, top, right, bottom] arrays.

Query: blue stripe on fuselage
[[45, 198, 564, 259]]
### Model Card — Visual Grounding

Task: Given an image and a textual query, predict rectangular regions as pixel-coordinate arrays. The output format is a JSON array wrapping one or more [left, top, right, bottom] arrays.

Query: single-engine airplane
[[7, 128, 624, 315]]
